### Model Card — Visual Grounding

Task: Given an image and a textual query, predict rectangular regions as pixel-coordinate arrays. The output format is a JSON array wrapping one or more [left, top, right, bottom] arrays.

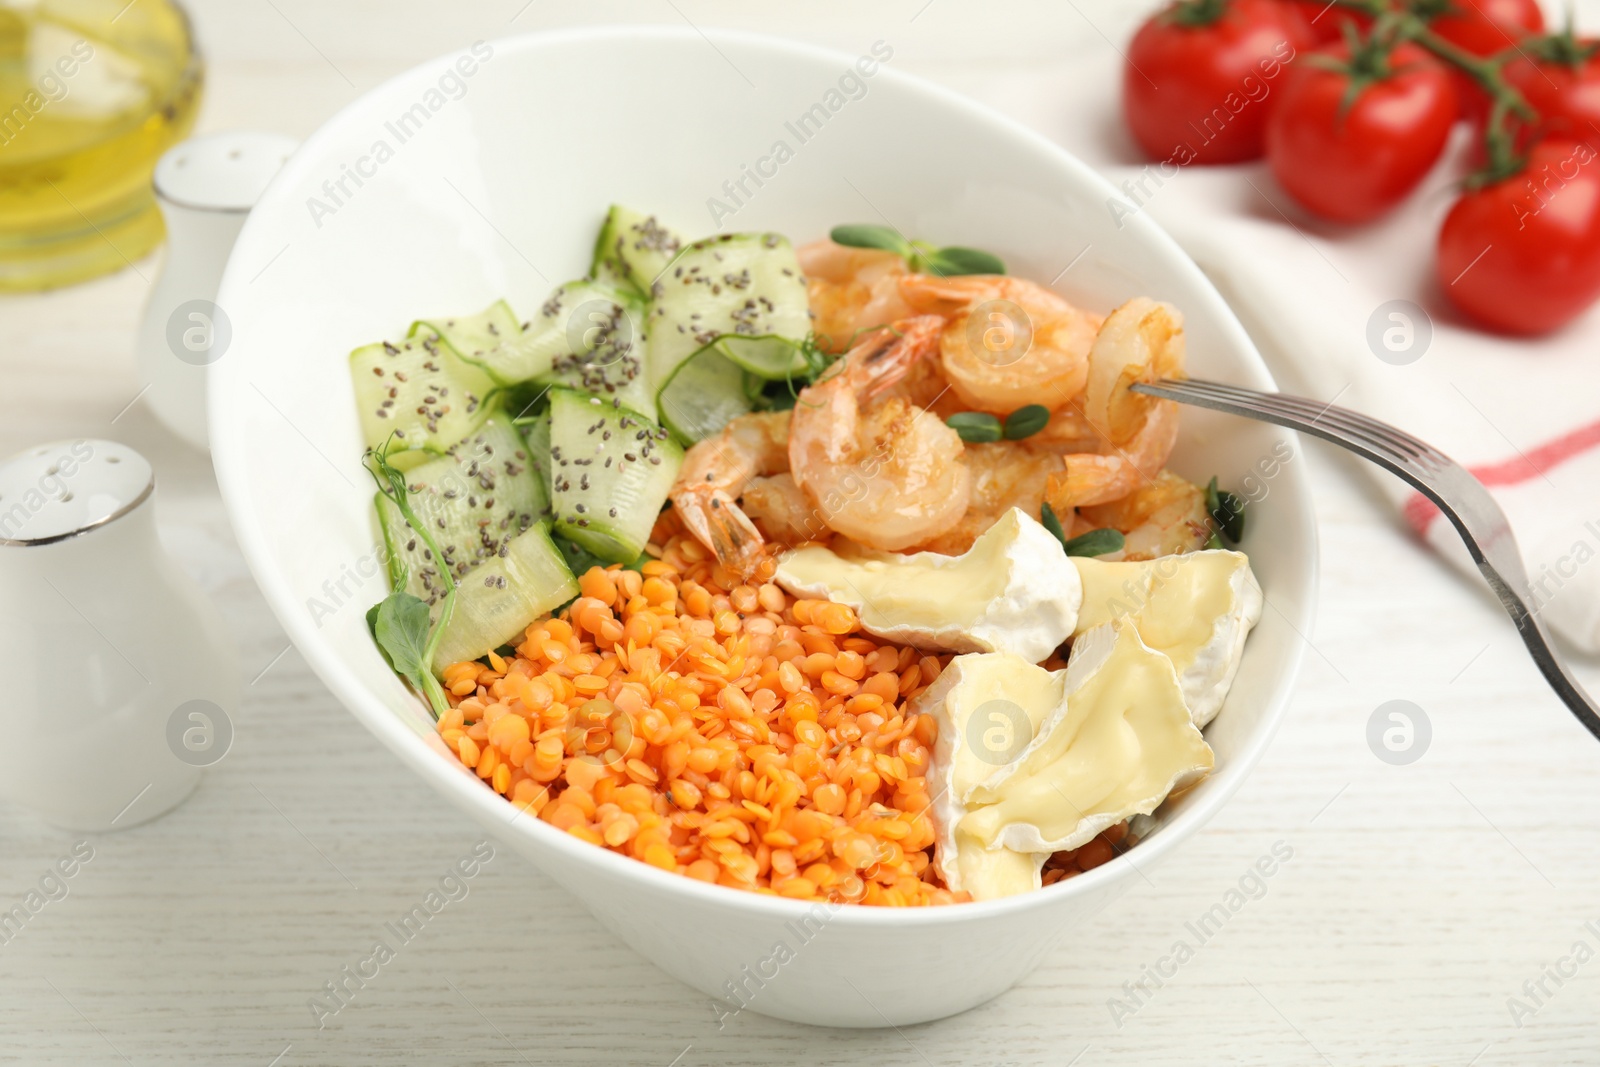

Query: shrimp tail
[[669, 410, 794, 574], [851, 315, 945, 401], [671, 482, 768, 573]]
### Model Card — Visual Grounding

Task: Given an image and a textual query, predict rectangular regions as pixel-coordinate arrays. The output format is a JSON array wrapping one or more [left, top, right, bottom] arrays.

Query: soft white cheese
[[775, 508, 1081, 664], [963, 621, 1214, 854], [1071, 550, 1262, 728], [911, 651, 1066, 899]]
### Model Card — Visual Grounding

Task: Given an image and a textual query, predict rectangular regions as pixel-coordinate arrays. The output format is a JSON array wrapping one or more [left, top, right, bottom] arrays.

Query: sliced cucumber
[[375, 415, 547, 606], [548, 388, 683, 563], [590, 205, 685, 297], [515, 409, 554, 505], [411, 300, 550, 387], [655, 347, 752, 443], [646, 232, 812, 388], [717, 334, 816, 379], [408, 300, 540, 385], [525, 281, 654, 418], [429, 522, 577, 673], [351, 334, 496, 457]]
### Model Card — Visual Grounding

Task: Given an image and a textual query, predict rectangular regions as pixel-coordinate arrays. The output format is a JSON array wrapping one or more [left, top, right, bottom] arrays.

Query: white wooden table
[[5, 2, 1600, 1063]]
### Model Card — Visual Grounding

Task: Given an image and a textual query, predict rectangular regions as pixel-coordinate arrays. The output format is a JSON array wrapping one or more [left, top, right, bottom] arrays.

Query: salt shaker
[[0, 440, 240, 831], [135, 132, 299, 451]]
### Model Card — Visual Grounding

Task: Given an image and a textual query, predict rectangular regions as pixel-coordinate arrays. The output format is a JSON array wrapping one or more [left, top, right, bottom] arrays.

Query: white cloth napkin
[[979, 28, 1600, 652]]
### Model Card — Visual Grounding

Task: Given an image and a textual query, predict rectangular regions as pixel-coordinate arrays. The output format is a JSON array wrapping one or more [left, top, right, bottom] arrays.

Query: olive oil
[[0, 0, 201, 291]]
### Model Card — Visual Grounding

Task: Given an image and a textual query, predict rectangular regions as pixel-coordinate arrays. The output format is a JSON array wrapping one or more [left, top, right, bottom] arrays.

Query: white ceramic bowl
[[211, 26, 1317, 1028]]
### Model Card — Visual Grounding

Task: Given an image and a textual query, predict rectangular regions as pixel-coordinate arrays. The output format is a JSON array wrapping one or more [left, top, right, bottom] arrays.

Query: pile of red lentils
[[438, 508, 1129, 905], [439, 508, 966, 906]]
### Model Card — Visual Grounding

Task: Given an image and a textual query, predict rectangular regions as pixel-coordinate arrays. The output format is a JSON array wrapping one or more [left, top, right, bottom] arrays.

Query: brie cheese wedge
[[1071, 550, 1262, 727], [911, 652, 1065, 899], [963, 621, 1214, 854], [775, 508, 1081, 664]]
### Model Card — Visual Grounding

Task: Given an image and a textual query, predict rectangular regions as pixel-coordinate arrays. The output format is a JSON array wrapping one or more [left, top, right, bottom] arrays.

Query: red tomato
[[1438, 138, 1600, 335], [1433, 0, 1542, 55], [1281, 1, 1369, 43], [1501, 39, 1600, 151], [1123, 0, 1317, 165], [1427, 0, 1545, 119], [1265, 42, 1457, 222], [1427, 0, 1544, 57]]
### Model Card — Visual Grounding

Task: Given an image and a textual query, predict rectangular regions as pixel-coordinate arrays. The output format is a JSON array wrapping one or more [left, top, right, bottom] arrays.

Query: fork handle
[[1447, 520, 1600, 743]]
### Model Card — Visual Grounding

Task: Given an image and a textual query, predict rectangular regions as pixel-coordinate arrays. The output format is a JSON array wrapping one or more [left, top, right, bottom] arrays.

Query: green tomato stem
[[1321, 0, 1539, 186]]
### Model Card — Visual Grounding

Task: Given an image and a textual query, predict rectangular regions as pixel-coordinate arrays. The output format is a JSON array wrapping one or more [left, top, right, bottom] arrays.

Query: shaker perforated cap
[[0, 440, 153, 546], [154, 131, 299, 213]]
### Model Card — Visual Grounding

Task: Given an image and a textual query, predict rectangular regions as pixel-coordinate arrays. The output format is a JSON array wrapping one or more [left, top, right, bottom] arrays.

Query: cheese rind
[[775, 508, 1081, 664], [963, 622, 1213, 854], [1072, 550, 1262, 727]]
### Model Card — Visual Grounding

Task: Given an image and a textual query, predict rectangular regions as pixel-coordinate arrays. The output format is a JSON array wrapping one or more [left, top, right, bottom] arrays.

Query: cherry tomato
[[1426, 0, 1544, 57], [1266, 42, 1457, 222], [1500, 36, 1600, 151], [1425, 0, 1545, 120], [1123, 0, 1317, 165], [1281, 1, 1369, 43], [1438, 138, 1600, 335]]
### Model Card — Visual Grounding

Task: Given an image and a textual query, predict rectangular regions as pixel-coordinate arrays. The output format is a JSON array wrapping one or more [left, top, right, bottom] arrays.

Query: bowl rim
[[212, 23, 1318, 929]]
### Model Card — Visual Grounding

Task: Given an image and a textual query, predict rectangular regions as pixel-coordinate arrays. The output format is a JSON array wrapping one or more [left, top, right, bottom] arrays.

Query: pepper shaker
[[0, 440, 240, 831], [135, 132, 299, 451]]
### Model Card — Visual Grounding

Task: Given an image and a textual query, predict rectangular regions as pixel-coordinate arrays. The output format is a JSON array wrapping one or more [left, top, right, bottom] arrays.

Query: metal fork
[[1133, 377, 1600, 742]]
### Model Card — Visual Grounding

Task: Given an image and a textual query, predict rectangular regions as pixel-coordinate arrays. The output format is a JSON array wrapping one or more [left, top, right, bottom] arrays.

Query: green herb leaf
[[946, 411, 1003, 443], [365, 602, 395, 672], [1040, 501, 1069, 547], [829, 224, 911, 256], [1062, 527, 1126, 557], [926, 246, 1007, 277], [754, 380, 799, 412], [832, 225, 1004, 277], [1217, 490, 1246, 542], [1204, 530, 1225, 551], [364, 437, 459, 718], [372, 592, 435, 693], [555, 533, 648, 577], [1003, 404, 1050, 440], [1205, 475, 1246, 543]]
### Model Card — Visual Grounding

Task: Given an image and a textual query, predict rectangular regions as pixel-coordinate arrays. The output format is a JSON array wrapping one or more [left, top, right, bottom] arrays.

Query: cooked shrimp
[[1017, 402, 1102, 456], [798, 240, 912, 352], [1083, 296, 1185, 447], [742, 473, 826, 545], [899, 274, 1102, 416], [1046, 402, 1180, 507], [670, 410, 791, 573], [1047, 298, 1185, 508], [789, 316, 971, 551], [1077, 470, 1210, 560], [913, 443, 1064, 556]]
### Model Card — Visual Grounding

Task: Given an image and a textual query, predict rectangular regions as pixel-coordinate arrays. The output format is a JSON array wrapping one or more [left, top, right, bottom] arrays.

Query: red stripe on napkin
[[1403, 415, 1600, 535]]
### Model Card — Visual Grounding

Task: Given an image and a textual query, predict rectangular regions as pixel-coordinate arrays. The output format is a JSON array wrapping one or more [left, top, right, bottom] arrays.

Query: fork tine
[[1138, 379, 1431, 468], [1219, 388, 1445, 463], [1150, 379, 1444, 464], [1246, 396, 1438, 464]]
